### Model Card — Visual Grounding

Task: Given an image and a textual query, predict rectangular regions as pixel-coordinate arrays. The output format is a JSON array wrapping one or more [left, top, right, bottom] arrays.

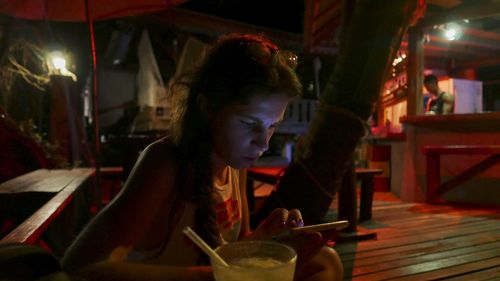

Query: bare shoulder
[[61, 137, 181, 272], [137, 137, 176, 163], [118, 136, 179, 200]]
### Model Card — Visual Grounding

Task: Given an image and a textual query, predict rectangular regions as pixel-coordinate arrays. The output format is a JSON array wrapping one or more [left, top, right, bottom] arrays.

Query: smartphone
[[289, 220, 349, 234], [272, 220, 349, 240]]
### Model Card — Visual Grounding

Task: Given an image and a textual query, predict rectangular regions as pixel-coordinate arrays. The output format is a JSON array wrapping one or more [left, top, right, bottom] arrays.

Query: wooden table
[[0, 168, 95, 256]]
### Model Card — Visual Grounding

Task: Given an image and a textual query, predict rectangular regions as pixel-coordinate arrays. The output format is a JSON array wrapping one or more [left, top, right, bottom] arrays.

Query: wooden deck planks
[[393, 257, 500, 281], [335, 192, 500, 280], [342, 231, 500, 264], [345, 242, 500, 278], [443, 266, 500, 281]]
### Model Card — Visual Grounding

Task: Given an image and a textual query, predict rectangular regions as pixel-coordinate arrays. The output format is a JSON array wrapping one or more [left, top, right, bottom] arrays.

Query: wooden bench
[[0, 168, 95, 254], [422, 145, 500, 203], [246, 166, 383, 222]]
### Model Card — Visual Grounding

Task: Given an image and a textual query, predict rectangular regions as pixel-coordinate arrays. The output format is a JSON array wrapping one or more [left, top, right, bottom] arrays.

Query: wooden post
[[49, 75, 80, 165], [407, 25, 425, 116]]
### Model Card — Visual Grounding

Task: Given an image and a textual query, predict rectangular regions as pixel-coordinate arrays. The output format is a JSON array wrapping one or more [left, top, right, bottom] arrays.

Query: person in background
[[62, 33, 343, 281], [423, 74, 454, 115]]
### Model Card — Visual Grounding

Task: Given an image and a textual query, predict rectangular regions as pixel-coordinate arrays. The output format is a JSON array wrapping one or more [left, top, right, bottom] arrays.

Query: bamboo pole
[[254, 0, 425, 224]]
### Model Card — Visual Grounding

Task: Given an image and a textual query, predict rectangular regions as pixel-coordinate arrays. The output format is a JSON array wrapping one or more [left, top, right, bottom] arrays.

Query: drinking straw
[[183, 226, 229, 267]]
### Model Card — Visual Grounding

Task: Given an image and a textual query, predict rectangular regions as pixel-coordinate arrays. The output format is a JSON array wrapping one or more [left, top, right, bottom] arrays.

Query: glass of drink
[[211, 240, 297, 281]]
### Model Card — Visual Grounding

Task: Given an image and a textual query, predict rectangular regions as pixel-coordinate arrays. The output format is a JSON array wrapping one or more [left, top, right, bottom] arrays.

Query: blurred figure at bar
[[423, 74, 454, 115]]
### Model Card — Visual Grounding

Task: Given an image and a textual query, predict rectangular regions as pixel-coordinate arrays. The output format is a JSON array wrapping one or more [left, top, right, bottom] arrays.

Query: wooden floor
[[334, 192, 500, 281]]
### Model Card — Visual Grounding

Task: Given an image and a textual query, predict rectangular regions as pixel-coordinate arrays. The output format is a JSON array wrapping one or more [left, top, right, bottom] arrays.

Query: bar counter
[[400, 112, 500, 132], [391, 112, 500, 205]]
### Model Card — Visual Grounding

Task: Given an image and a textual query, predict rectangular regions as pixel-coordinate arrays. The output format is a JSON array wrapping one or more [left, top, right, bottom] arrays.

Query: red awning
[[0, 0, 187, 22]]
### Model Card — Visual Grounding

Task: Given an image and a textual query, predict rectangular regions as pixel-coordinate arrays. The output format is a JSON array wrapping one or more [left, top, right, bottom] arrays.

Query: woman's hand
[[243, 208, 338, 271], [245, 208, 304, 240], [246, 208, 339, 270]]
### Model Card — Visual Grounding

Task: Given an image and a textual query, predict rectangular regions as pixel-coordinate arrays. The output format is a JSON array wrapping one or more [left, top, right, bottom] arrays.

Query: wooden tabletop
[[247, 166, 383, 184], [0, 168, 95, 194]]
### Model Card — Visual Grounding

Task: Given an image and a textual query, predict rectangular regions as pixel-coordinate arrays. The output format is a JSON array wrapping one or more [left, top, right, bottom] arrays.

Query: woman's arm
[[62, 138, 178, 272]]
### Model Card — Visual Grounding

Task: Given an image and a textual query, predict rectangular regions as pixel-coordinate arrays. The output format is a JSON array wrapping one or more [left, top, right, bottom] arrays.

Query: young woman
[[62, 33, 343, 281]]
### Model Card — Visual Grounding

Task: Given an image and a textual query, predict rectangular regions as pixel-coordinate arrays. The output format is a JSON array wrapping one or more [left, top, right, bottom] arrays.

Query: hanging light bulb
[[47, 50, 77, 81], [442, 22, 463, 41], [49, 51, 67, 72]]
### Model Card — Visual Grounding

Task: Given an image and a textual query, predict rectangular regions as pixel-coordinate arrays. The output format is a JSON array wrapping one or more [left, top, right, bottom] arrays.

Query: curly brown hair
[[168, 33, 302, 262]]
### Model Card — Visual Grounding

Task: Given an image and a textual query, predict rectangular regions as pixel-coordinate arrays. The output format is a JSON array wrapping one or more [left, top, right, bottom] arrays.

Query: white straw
[[183, 226, 229, 267]]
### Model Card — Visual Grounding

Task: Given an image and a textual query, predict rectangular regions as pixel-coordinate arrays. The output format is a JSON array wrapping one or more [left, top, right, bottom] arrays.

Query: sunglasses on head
[[240, 39, 298, 70]]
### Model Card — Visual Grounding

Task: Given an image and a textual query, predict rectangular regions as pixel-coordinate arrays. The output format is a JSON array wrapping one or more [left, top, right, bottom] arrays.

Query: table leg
[[426, 153, 441, 203], [337, 160, 377, 242], [359, 177, 374, 222], [338, 162, 357, 232]]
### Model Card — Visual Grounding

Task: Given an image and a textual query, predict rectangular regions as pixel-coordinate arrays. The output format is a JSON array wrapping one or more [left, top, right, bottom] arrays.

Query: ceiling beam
[[401, 39, 498, 57], [427, 0, 463, 9], [422, 45, 478, 57], [303, 0, 342, 53], [455, 57, 500, 69], [419, 0, 500, 27], [429, 32, 500, 51], [148, 8, 304, 50], [463, 28, 500, 41]]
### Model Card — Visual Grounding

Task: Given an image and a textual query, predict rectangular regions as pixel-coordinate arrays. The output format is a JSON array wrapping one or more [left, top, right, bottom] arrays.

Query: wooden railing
[[0, 168, 95, 249], [422, 145, 500, 203]]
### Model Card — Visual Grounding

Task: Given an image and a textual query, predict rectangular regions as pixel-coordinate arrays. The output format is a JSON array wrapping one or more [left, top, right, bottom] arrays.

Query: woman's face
[[211, 92, 291, 170]]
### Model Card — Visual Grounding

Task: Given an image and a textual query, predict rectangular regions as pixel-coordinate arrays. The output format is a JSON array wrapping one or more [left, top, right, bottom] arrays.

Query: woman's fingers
[[252, 208, 289, 239], [251, 208, 309, 240], [266, 208, 289, 228], [287, 209, 304, 227], [265, 208, 304, 229]]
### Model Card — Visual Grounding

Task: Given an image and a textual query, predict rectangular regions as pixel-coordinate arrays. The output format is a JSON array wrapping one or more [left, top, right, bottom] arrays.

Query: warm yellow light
[[442, 23, 462, 41], [52, 56, 66, 70], [48, 51, 77, 81], [445, 28, 458, 40], [49, 51, 67, 71]]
